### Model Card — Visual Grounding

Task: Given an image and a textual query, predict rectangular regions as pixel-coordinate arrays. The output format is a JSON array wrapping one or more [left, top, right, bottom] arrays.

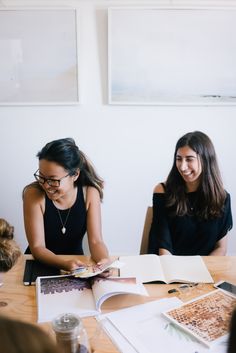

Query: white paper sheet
[[98, 297, 227, 353]]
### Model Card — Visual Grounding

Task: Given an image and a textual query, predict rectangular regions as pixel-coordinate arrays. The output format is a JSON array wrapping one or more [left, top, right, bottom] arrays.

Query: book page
[[119, 254, 165, 283], [160, 255, 213, 283], [163, 289, 236, 348], [91, 277, 148, 310], [36, 275, 98, 323]]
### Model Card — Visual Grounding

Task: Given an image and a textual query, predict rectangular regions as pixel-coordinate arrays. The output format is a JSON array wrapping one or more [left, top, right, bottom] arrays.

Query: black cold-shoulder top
[[148, 191, 233, 255]]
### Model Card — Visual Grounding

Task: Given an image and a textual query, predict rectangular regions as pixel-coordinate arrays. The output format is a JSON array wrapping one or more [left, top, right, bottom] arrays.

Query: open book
[[163, 289, 236, 348], [36, 275, 148, 323], [119, 255, 213, 283]]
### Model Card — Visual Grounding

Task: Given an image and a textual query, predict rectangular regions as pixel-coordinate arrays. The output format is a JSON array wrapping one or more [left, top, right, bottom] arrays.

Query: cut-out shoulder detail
[[82, 186, 87, 202], [153, 183, 165, 193]]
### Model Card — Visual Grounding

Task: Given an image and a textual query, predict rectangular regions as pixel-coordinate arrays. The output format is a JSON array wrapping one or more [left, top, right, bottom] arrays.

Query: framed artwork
[[108, 7, 236, 105], [0, 8, 79, 105]]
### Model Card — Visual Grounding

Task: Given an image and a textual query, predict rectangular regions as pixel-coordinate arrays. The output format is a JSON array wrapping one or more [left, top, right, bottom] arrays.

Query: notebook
[[23, 259, 60, 285]]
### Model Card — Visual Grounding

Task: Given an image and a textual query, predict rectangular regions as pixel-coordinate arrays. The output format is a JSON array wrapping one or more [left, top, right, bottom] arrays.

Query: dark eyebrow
[[38, 171, 58, 179], [176, 154, 197, 158]]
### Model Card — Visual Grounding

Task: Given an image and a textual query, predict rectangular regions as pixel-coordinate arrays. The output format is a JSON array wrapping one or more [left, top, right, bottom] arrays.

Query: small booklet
[[62, 259, 118, 278], [119, 254, 213, 283], [36, 275, 148, 323], [163, 289, 236, 348]]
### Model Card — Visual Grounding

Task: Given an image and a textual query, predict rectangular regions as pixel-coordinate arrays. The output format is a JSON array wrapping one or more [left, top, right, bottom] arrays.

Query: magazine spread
[[36, 275, 148, 323], [119, 255, 213, 284], [163, 289, 236, 348]]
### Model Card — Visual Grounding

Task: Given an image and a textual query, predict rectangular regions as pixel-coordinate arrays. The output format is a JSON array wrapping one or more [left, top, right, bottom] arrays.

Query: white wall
[[0, 0, 235, 255]]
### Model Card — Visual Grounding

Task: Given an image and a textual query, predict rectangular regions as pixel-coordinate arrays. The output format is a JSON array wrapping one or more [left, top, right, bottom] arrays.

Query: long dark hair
[[165, 131, 226, 219], [27, 138, 104, 200], [228, 309, 236, 353]]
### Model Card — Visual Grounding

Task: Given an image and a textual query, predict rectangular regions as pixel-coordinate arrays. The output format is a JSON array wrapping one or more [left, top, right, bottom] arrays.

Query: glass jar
[[52, 313, 90, 353]]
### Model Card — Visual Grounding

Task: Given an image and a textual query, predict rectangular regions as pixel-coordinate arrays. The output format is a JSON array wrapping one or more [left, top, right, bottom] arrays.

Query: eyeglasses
[[34, 170, 70, 187], [168, 283, 205, 298]]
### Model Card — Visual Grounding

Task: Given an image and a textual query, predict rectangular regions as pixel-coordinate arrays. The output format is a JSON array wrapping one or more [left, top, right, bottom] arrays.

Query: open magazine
[[119, 255, 213, 283], [163, 289, 236, 348], [36, 275, 148, 323]]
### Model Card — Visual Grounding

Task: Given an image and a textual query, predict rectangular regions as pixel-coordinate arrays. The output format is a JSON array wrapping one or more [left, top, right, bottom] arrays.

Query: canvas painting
[[0, 9, 79, 104], [108, 8, 236, 105]]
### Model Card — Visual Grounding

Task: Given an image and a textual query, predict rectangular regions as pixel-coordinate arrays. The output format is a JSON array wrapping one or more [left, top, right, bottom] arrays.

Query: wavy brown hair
[[165, 131, 226, 219], [0, 316, 61, 353], [0, 219, 21, 272], [0, 218, 14, 239]]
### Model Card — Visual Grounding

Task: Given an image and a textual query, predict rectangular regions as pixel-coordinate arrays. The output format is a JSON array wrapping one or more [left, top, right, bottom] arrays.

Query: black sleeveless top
[[25, 185, 87, 255]]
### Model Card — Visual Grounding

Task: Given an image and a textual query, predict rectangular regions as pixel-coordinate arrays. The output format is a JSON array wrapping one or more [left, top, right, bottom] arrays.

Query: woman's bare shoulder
[[86, 186, 100, 200], [84, 186, 100, 209], [23, 183, 44, 201], [153, 183, 165, 193]]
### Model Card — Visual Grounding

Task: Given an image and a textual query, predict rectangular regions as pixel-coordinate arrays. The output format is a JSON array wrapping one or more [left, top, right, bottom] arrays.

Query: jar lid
[[52, 313, 82, 334]]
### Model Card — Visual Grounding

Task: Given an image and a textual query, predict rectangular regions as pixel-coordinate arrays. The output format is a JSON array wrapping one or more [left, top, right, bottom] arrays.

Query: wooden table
[[1, 255, 236, 353]]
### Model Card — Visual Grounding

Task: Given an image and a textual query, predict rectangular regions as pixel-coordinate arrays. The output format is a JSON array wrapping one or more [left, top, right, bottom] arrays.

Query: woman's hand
[[63, 259, 86, 272], [96, 258, 113, 277]]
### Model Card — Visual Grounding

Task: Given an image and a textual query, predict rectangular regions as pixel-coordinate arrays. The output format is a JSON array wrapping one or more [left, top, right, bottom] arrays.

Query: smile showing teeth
[[48, 190, 56, 194]]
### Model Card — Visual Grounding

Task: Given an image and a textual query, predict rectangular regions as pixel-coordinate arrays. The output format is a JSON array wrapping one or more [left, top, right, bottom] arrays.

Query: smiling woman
[[148, 131, 233, 256], [23, 138, 110, 271]]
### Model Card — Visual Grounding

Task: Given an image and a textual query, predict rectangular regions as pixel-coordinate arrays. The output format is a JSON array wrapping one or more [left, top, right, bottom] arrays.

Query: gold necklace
[[56, 207, 72, 234]]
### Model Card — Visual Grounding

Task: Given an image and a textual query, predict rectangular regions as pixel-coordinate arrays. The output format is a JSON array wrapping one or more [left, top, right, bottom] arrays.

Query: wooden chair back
[[140, 206, 153, 254]]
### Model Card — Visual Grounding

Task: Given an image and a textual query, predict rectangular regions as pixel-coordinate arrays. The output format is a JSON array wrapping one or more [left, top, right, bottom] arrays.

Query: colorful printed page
[[163, 289, 236, 348], [36, 275, 148, 323], [36, 275, 97, 322]]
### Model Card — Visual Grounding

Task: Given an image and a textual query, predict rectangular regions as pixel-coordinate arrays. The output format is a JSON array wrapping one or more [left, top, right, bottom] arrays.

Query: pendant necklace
[[56, 207, 72, 235]]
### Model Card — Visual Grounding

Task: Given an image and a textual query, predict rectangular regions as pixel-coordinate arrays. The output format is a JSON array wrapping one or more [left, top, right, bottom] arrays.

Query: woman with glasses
[[148, 131, 233, 256], [23, 138, 110, 271]]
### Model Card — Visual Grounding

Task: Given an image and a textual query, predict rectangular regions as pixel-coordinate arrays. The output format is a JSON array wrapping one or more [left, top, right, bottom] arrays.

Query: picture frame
[[0, 8, 79, 105], [108, 7, 236, 106]]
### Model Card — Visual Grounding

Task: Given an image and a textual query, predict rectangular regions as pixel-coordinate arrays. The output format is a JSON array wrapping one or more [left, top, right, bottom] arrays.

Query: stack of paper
[[98, 297, 228, 353]]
